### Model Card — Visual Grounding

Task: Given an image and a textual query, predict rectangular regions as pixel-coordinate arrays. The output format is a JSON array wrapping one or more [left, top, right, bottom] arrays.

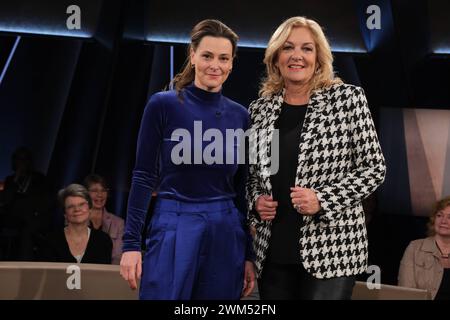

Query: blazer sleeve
[[245, 101, 264, 228], [232, 113, 256, 262], [313, 86, 386, 222], [398, 241, 418, 288], [111, 217, 124, 264]]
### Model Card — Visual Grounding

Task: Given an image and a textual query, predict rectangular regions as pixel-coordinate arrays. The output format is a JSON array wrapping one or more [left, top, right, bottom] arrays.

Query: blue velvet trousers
[[139, 198, 246, 300]]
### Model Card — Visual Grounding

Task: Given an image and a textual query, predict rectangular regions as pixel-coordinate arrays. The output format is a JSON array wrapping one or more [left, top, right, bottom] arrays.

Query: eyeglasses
[[88, 188, 109, 194], [65, 201, 89, 211]]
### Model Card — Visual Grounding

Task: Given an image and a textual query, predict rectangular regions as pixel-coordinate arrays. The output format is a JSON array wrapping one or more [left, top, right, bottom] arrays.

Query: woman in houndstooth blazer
[[247, 16, 386, 300]]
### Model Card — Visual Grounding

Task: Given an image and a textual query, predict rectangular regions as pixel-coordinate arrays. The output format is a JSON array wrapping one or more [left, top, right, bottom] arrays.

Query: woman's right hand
[[120, 251, 142, 290], [255, 195, 278, 221]]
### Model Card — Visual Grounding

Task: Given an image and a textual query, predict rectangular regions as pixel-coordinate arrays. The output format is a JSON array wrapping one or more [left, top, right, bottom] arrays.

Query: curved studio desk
[[0, 261, 138, 300], [0, 262, 431, 300]]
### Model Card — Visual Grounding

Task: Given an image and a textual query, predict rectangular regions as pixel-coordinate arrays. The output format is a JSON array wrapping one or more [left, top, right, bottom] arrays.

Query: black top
[[267, 102, 307, 264], [41, 228, 112, 264], [435, 268, 450, 300], [89, 221, 102, 231]]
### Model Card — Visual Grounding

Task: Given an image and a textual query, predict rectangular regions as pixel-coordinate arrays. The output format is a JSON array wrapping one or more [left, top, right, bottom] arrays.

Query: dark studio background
[[1, 0, 450, 284]]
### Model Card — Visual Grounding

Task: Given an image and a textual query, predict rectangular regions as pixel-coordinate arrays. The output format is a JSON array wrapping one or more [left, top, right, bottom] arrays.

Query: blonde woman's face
[[276, 27, 317, 87], [435, 205, 450, 237], [190, 36, 233, 92]]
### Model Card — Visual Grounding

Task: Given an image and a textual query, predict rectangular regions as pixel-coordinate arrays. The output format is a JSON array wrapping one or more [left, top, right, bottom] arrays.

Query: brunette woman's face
[[190, 36, 233, 92], [88, 182, 108, 210]]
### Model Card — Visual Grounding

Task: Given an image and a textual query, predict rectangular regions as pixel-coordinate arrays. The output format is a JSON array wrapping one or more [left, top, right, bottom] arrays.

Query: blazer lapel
[[295, 88, 328, 188], [258, 91, 284, 194], [422, 237, 441, 259], [102, 210, 112, 234]]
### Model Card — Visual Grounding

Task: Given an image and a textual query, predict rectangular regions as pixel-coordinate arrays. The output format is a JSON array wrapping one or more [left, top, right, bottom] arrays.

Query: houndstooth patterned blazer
[[246, 83, 386, 279]]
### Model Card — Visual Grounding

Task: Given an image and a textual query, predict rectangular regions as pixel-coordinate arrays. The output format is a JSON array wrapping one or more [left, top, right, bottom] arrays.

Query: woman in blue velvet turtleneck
[[119, 19, 255, 300]]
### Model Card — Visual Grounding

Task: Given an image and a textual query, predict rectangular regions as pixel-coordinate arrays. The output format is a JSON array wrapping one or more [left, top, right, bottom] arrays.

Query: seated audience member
[[0, 147, 50, 261], [41, 184, 112, 264], [398, 196, 450, 299], [84, 174, 124, 264]]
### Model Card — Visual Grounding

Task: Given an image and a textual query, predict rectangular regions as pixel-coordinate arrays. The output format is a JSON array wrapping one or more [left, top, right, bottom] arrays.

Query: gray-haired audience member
[[41, 184, 112, 264]]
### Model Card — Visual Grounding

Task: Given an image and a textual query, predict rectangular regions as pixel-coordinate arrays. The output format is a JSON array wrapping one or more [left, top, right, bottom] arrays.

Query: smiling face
[[435, 205, 450, 237], [190, 36, 233, 92], [276, 27, 317, 87], [88, 182, 108, 210], [64, 196, 90, 225]]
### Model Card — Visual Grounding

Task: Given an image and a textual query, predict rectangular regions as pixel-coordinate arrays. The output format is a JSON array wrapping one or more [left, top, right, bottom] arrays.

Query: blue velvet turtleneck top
[[123, 84, 252, 257]]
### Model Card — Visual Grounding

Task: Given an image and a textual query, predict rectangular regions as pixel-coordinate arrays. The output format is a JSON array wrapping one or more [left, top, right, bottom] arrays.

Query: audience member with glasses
[[40, 184, 112, 264], [84, 174, 124, 264]]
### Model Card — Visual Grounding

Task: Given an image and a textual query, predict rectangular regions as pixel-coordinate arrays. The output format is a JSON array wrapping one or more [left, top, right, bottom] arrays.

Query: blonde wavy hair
[[259, 16, 342, 97], [427, 196, 450, 236]]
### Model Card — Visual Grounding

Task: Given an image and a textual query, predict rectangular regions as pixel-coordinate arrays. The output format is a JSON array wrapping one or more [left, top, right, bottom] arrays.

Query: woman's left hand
[[241, 261, 255, 297], [290, 187, 321, 215]]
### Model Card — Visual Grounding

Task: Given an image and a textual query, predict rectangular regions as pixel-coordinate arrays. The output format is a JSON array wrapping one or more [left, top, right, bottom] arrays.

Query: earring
[[191, 64, 195, 69]]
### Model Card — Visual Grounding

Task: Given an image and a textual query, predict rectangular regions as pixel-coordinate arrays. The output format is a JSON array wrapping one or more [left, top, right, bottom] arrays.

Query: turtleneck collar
[[185, 83, 222, 103]]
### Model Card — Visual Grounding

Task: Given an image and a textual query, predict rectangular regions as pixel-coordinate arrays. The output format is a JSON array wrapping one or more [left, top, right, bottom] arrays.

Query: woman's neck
[[284, 83, 310, 105], [66, 223, 88, 237], [90, 208, 103, 228], [91, 207, 103, 218], [436, 235, 450, 253]]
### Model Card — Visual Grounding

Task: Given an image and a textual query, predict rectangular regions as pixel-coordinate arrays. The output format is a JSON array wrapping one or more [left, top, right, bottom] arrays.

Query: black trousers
[[258, 262, 355, 300]]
